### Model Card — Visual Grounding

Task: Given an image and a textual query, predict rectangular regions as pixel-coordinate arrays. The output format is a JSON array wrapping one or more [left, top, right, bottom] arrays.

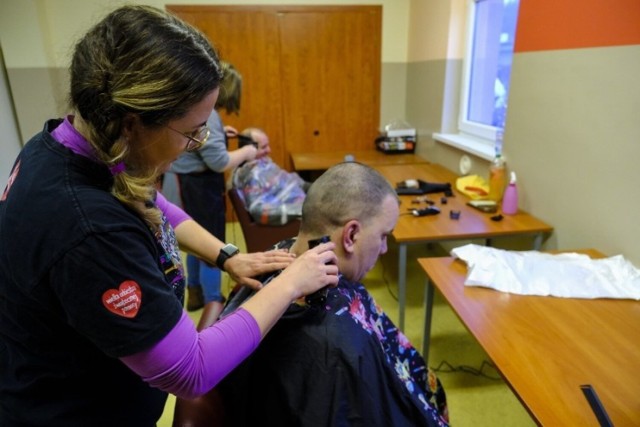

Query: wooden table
[[291, 149, 428, 172], [374, 163, 553, 330], [418, 252, 640, 426]]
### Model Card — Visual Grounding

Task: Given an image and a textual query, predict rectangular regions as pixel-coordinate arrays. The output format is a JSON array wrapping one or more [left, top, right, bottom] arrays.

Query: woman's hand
[[271, 241, 339, 300], [224, 125, 238, 138], [238, 242, 339, 336], [224, 249, 296, 290]]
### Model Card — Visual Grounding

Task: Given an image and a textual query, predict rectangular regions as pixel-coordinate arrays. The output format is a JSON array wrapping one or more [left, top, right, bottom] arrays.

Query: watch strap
[[216, 243, 239, 271]]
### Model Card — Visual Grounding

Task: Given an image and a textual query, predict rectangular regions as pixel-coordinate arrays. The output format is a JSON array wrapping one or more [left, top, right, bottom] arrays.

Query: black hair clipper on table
[[305, 235, 331, 306]]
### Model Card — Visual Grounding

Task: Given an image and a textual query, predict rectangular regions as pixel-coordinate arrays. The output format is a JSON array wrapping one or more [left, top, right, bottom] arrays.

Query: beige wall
[[507, 45, 640, 262], [407, 0, 466, 62]]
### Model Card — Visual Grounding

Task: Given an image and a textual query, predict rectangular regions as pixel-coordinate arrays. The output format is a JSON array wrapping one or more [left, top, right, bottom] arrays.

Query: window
[[434, 0, 520, 160]]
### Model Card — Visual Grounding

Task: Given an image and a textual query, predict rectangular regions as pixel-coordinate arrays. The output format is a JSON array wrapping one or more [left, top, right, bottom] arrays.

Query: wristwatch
[[216, 243, 239, 271]]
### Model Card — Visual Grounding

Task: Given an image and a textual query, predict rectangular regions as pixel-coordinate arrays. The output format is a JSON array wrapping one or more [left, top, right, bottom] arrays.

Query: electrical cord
[[431, 359, 502, 381]]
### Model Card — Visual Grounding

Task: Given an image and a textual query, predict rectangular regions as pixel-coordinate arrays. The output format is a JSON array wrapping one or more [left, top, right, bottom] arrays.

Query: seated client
[[218, 161, 449, 427], [231, 127, 309, 226]]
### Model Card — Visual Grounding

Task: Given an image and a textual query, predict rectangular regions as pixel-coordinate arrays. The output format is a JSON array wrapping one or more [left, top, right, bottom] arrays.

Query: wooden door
[[167, 5, 381, 171], [277, 7, 382, 159]]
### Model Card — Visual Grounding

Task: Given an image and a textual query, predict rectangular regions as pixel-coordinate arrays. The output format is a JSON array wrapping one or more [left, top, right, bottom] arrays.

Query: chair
[[172, 387, 228, 427], [227, 187, 300, 253]]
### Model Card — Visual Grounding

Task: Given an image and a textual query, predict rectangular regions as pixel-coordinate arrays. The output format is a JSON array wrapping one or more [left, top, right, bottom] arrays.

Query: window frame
[[433, 0, 516, 161]]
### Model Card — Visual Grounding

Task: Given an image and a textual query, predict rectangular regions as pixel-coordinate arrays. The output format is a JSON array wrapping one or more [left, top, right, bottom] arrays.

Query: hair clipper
[[305, 236, 331, 306]]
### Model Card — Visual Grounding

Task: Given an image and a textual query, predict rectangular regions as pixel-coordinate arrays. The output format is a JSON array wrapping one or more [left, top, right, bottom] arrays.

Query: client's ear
[[341, 220, 361, 254]]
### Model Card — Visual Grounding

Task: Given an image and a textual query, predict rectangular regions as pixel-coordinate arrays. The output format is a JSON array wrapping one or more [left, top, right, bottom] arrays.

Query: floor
[[159, 223, 535, 427]]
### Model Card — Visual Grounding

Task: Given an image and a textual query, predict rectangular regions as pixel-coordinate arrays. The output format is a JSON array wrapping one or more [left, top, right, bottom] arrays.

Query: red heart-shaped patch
[[102, 280, 142, 318]]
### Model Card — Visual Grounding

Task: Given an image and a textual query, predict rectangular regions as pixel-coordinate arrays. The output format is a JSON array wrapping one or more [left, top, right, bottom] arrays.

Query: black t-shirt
[[0, 120, 185, 426]]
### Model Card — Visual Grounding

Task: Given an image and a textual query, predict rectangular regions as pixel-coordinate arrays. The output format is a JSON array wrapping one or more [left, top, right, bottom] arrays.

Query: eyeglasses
[[166, 125, 211, 152]]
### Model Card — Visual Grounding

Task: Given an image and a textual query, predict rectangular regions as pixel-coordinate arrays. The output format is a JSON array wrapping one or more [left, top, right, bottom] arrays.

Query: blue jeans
[[186, 254, 223, 303]]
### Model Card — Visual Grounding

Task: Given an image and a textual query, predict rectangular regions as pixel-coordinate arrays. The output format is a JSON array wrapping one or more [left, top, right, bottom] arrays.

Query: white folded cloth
[[451, 244, 640, 300]]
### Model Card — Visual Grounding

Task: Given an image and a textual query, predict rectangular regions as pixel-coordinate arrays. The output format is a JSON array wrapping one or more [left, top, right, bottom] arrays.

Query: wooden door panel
[[278, 8, 381, 158]]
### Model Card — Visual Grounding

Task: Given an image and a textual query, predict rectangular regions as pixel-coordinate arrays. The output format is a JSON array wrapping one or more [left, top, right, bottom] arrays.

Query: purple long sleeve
[[120, 308, 261, 399], [156, 190, 191, 228]]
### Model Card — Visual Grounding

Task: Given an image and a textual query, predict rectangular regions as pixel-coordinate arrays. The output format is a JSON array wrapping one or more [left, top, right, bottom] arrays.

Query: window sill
[[432, 133, 494, 161]]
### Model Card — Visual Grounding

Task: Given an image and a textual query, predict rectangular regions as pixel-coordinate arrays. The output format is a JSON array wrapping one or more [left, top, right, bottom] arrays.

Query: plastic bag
[[232, 158, 306, 225]]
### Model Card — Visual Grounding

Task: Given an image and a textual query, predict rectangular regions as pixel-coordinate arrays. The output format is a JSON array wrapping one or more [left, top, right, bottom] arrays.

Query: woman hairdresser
[[0, 5, 338, 426]]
